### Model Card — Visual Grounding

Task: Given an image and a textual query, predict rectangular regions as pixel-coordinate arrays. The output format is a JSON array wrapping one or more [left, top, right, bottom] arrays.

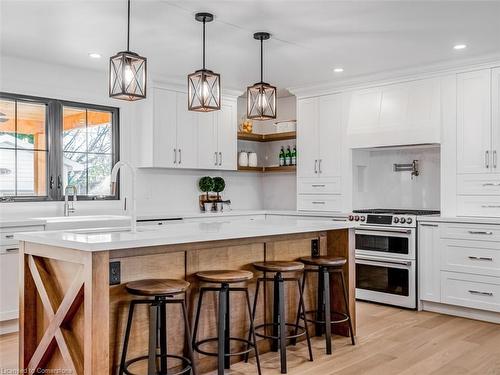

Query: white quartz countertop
[[15, 218, 355, 252], [417, 215, 500, 225]]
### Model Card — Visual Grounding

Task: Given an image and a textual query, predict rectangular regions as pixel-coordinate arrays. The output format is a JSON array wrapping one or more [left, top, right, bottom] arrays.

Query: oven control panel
[[348, 214, 416, 227]]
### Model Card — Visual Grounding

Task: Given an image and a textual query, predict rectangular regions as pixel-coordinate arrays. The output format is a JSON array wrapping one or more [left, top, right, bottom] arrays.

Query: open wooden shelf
[[237, 131, 296, 142], [237, 165, 296, 173]]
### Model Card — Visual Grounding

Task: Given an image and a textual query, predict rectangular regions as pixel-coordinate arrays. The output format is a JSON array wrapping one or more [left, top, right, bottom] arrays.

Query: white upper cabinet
[[139, 87, 237, 170], [347, 77, 441, 148], [457, 69, 492, 174], [152, 88, 177, 168], [318, 94, 342, 178], [492, 67, 500, 172], [197, 99, 237, 171], [297, 97, 319, 178], [297, 94, 342, 179]]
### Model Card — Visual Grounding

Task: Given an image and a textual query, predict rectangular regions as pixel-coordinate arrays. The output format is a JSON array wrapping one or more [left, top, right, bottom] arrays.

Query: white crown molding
[[288, 53, 500, 98]]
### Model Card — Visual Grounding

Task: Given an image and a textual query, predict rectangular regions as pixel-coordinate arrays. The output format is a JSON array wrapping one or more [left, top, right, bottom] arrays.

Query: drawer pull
[[468, 290, 493, 297], [4, 234, 14, 239], [468, 230, 493, 235], [311, 184, 326, 187], [420, 223, 438, 227], [481, 205, 500, 208], [482, 183, 500, 186], [468, 256, 493, 261], [5, 247, 18, 252], [312, 201, 326, 205]]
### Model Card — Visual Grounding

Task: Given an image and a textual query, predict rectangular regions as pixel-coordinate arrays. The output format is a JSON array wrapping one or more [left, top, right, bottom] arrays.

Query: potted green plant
[[198, 176, 214, 207], [213, 177, 226, 201]]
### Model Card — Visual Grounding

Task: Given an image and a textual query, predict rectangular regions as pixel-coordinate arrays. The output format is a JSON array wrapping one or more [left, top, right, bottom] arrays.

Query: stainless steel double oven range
[[348, 209, 439, 309]]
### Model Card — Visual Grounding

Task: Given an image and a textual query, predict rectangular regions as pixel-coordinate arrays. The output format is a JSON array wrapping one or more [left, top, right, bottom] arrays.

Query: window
[[0, 93, 119, 201]]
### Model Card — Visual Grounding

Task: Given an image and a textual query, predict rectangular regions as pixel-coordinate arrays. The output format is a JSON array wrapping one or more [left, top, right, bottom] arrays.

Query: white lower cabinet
[[297, 195, 342, 212], [297, 177, 341, 195], [418, 222, 441, 302], [441, 271, 500, 312], [419, 221, 500, 314]]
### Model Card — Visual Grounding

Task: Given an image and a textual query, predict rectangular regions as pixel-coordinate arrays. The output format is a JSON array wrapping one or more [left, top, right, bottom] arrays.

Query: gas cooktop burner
[[353, 209, 440, 216]]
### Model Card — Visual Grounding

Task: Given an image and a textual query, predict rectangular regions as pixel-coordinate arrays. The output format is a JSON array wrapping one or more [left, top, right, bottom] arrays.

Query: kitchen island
[[16, 217, 355, 375]]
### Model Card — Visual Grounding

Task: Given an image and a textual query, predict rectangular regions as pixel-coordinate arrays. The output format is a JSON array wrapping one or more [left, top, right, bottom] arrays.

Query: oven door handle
[[356, 227, 412, 235], [355, 255, 412, 267]]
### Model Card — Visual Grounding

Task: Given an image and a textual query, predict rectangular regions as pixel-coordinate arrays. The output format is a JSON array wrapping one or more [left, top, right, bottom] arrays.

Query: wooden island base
[[19, 229, 354, 375]]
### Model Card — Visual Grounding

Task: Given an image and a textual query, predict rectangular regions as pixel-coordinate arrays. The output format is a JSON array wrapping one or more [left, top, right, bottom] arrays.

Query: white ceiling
[[1, 0, 500, 93]]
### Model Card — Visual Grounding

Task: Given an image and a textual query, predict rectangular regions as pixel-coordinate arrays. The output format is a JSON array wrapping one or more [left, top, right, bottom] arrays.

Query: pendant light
[[109, 0, 147, 101], [188, 13, 221, 112], [247, 32, 277, 120]]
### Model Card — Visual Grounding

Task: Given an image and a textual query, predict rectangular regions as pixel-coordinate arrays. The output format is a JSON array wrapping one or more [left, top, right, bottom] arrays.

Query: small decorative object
[[240, 118, 253, 133], [248, 152, 258, 167], [198, 176, 214, 202], [247, 32, 277, 120], [109, 0, 147, 101], [187, 13, 221, 112], [213, 177, 226, 201], [239, 151, 249, 167]]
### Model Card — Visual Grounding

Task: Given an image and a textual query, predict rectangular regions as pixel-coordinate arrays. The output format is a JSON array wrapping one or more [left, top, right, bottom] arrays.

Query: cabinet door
[[297, 97, 319, 178], [418, 223, 441, 303], [153, 88, 177, 167], [176, 93, 198, 169], [491, 67, 500, 173], [457, 69, 492, 174], [197, 112, 218, 170], [0, 251, 19, 321], [217, 101, 237, 170], [318, 94, 342, 177]]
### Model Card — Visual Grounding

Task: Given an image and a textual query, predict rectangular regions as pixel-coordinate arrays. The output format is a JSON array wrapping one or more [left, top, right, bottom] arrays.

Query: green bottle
[[285, 146, 292, 166], [279, 146, 285, 166], [291, 146, 297, 165]]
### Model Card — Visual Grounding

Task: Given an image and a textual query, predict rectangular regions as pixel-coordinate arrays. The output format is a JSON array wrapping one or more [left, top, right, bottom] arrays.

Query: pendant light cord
[[127, 0, 131, 51], [260, 37, 264, 83], [202, 18, 206, 69]]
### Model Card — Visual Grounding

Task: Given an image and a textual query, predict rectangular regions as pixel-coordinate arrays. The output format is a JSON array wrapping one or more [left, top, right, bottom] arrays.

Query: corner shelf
[[237, 131, 296, 142], [237, 165, 296, 173]]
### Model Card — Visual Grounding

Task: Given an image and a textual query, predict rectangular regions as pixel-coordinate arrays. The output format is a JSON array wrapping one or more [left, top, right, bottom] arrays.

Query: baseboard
[[0, 319, 18, 335], [421, 301, 500, 324]]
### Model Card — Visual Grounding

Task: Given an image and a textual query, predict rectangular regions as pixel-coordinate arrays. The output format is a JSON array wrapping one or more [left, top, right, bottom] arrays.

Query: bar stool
[[295, 256, 355, 355], [246, 261, 313, 374], [119, 278, 196, 375], [192, 270, 261, 375]]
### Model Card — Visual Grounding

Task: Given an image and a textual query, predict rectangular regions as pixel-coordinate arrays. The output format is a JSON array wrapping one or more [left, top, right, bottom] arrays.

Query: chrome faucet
[[64, 185, 77, 216], [110, 161, 137, 232]]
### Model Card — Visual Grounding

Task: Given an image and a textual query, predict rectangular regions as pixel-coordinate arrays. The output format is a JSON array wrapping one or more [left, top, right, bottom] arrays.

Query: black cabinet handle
[[57, 175, 62, 189], [49, 176, 54, 189]]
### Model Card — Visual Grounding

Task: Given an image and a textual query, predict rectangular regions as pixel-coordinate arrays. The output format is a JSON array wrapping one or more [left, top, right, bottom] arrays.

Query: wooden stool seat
[[195, 270, 254, 283], [125, 278, 190, 296], [299, 256, 347, 268], [252, 261, 304, 273]]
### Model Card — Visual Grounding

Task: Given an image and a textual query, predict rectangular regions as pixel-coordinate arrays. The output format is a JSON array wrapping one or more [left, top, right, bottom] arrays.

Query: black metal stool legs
[[192, 285, 261, 375], [338, 269, 356, 345], [321, 267, 332, 354], [119, 297, 195, 375]]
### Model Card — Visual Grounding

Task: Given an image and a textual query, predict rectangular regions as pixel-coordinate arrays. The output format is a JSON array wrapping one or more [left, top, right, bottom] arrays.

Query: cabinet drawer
[[457, 195, 500, 217], [0, 250, 19, 321], [458, 174, 500, 195], [297, 195, 342, 212], [0, 225, 44, 246], [440, 223, 500, 242], [297, 177, 341, 194], [441, 271, 500, 312], [441, 239, 500, 277]]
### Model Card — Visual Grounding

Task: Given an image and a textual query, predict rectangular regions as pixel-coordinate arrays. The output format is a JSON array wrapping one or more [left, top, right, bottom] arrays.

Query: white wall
[[0, 56, 292, 219], [352, 146, 441, 210]]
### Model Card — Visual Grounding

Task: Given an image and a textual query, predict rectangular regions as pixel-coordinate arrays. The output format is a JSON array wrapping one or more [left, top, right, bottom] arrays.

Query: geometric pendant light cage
[[188, 12, 221, 112], [247, 32, 277, 120], [109, 0, 147, 101]]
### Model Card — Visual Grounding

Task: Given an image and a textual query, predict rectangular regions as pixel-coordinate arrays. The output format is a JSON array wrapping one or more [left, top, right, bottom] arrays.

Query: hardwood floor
[[2, 302, 500, 374]]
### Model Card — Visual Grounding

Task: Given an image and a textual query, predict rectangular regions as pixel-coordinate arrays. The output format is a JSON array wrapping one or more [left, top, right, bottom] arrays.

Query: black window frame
[[0, 92, 120, 202]]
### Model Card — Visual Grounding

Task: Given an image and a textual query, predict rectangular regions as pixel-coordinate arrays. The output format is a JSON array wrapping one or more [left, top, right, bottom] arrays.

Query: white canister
[[238, 151, 249, 167], [248, 152, 258, 167]]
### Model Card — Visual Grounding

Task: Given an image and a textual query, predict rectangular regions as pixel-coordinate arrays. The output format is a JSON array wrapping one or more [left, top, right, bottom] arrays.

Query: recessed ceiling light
[[334, 67, 344, 73], [453, 44, 467, 50], [88, 53, 101, 59]]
